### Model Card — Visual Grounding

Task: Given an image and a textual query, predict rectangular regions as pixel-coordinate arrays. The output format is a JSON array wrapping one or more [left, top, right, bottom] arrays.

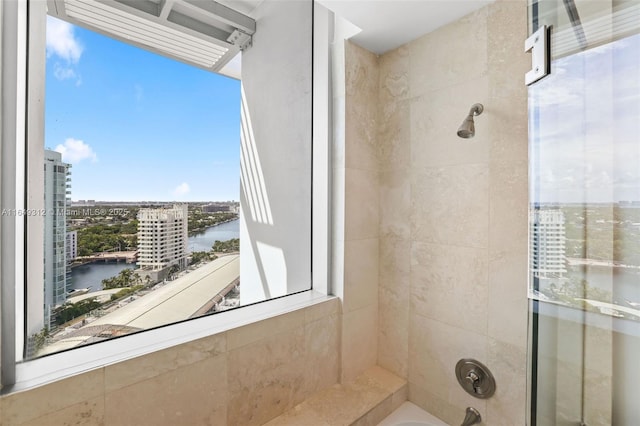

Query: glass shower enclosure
[[527, 1, 640, 424]]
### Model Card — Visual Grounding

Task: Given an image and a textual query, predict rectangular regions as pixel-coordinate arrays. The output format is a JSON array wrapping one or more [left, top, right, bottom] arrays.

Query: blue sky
[[45, 16, 241, 202], [530, 32, 640, 203]]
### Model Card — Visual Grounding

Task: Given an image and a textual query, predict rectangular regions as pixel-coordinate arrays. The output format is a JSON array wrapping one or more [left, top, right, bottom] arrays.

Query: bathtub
[[377, 402, 449, 426]]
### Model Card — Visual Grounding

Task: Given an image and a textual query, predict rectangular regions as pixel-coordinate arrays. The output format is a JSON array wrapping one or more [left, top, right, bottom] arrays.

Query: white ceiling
[[317, 0, 495, 54], [182, 0, 497, 58]]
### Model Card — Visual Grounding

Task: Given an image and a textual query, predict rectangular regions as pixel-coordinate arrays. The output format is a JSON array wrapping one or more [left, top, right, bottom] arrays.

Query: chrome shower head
[[457, 103, 484, 139]]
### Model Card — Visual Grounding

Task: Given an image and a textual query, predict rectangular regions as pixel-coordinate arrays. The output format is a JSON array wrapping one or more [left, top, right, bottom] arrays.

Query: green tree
[[102, 268, 142, 289], [190, 251, 211, 264], [212, 238, 239, 253], [56, 298, 101, 325]]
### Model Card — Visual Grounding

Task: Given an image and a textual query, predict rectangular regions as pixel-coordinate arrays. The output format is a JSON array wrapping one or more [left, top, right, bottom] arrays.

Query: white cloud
[[46, 16, 83, 63], [173, 183, 191, 197], [54, 138, 97, 163], [53, 63, 77, 81]]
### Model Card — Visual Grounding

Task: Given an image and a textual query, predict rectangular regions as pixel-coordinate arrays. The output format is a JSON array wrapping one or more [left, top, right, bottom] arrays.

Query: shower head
[[457, 103, 484, 139]]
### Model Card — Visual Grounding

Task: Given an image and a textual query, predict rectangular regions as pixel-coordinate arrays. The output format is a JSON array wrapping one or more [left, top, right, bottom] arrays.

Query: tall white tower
[[530, 208, 567, 278], [44, 149, 71, 329]]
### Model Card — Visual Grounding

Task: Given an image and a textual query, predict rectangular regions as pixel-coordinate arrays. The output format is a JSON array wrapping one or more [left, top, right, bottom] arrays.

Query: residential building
[[202, 203, 231, 213], [66, 230, 77, 261], [530, 208, 567, 278], [137, 204, 189, 271], [43, 149, 71, 329]]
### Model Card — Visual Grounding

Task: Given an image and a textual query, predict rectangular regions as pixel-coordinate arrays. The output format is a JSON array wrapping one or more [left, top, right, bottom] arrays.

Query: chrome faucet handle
[[465, 371, 480, 388], [455, 359, 496, 399], [460, 407, 481, 426]]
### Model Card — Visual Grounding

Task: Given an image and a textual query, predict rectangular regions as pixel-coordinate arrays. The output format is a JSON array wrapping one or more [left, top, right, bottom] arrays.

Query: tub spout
[[460, 407, 481, 426]]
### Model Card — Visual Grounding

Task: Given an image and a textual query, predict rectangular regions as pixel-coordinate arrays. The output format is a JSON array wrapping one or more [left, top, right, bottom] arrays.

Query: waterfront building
[[66, 231, 78, 261], [202, 203, 231, 213], [530, 208, 567, 278], [137, 204, 189, 271], [43, 149, 71, 329]]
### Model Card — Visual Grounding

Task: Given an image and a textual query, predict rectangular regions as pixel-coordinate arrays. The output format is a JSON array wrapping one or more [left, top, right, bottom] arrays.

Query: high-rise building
[[530, 208, 567, 278], [137, 204, 189, 271], [66, 231, 78, 261], [44, 149, 71, 329]]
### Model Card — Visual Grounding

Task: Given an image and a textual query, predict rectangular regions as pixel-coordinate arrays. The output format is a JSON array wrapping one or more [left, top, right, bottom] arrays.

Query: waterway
[[70, 219, 240, 293], [188, 219, 239, 252]]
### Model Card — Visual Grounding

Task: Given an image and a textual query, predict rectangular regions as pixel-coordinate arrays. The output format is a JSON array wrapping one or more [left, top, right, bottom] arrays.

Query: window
[[1, 0, 328, 388]]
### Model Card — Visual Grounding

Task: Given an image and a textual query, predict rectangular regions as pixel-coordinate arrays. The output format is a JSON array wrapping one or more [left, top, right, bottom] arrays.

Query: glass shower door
[[527, 1, 640, 425]]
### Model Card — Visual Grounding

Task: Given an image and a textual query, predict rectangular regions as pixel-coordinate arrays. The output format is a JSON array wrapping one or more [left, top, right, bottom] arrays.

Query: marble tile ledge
[[264, 366, 407, 426]]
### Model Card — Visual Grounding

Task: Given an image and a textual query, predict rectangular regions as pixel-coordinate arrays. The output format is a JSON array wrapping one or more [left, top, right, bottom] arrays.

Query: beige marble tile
[[408, 383, 463, 426], [345, 42, 379, 172], [19, 396, 104, 426], [378, 284, 409, 378], [391, 384, 408, 412], [485, 338, 527, 426], [584, 321, 613, 377], [411, 164, 489, 248], [105, 333, 226, 392], [583, 323, 613, 425], [488, 94, 528, 165], [553, 358, 583, 425], [379, 44, 410, 104], [304, 313, 340, 396], [304, 297, 341, 324], [379, 237, 410, 292], [262, 402, 330, 426], [345, 98, 378, 171], [380, 169, 411, 241], [345, 167, 379, 241], [227, 326, 306, 426], [378, 99, 411, 172], [489, 161, 528, 259], [583, 368, 613, 426], [352, 396, 392, 426], [408, 314, 487, 404], [410, 78, 490, 169], [346, 41, 379, 100], [2, 369, 104, 425], [343, 238, 379, 314], [378, 237, 410, 378], [411, 241, 489, 334], [362, 365, 406, 394], [342, 305, 378, 383], [448, 381, 488, 423], [487, 248, 528, 349], [306, 374, 389, 426], [487, 0, 529, 103], [227, 309, 305, 351], [408, 7, 488, 98], [105, 355, 226, 426], [533, 315, 583, 424]]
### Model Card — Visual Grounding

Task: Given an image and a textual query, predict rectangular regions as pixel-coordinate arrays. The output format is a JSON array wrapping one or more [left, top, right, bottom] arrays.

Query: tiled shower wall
[[0, 299, 340, 426], [375, 1, 531, 424]]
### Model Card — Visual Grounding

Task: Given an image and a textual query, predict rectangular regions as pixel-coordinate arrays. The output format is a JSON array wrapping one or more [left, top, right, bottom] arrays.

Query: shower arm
[[468, 103, 484, 117]]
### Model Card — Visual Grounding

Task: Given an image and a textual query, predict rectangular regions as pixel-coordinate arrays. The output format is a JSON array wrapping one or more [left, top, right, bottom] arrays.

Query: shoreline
[[188, 217, 239, 237]]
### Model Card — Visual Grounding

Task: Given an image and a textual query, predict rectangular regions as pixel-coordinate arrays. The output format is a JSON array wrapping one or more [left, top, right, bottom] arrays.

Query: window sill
[[10, 290, 335, 394]]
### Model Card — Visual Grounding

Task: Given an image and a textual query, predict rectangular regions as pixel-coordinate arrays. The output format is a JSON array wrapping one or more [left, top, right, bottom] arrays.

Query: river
[[70, 219, 240, 293], [188, 219, 239, 252]]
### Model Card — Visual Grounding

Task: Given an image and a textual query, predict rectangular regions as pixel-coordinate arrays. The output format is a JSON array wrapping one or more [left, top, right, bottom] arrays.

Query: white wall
[[239, 0, 313, 304]]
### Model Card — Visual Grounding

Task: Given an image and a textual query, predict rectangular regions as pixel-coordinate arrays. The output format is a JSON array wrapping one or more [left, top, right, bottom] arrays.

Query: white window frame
[[0, 0, 332, 392]]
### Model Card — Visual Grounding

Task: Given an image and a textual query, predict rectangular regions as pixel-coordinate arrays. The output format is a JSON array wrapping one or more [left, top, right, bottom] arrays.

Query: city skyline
[[530, 32, 640, 204], [45, 16, 241, 202]]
